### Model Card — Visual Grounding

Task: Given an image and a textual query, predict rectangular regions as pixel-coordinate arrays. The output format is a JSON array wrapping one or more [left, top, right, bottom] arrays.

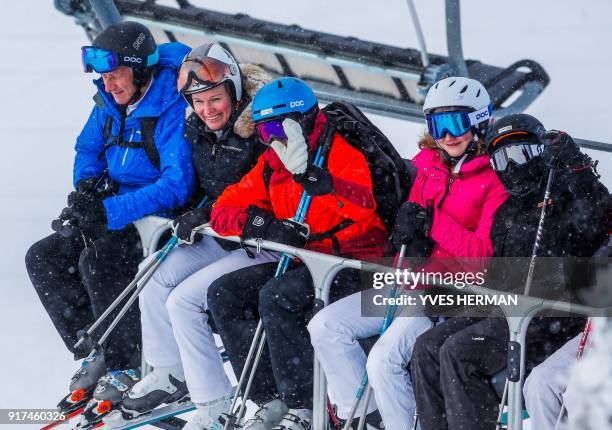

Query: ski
[[41, 408, 86, 430], [99, 400, 195, 430]]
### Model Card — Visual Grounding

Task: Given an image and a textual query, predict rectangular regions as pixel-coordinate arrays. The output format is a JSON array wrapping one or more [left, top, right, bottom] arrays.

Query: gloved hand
[[76, 178, 100, 194], [241, 205, 310, 248], [76, 176, 118, 198], [68, 191, 107, 225], [540, 130, 588, 169], [391, 201, 435, 257], [51, 206, 80, 238], [294, 165, 334, 196], [172, 203, 213, 245], [270, 118, 308, 175]]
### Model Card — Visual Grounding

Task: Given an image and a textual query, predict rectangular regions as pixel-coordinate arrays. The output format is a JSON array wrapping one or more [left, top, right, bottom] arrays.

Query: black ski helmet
[[486, 113, 548, 197], [92, 21, 159, 101], [486, 113, 546, 154]]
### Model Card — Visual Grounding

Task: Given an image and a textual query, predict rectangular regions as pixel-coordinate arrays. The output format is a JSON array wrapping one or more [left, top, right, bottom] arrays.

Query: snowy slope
[[0, 1, 610, 428]]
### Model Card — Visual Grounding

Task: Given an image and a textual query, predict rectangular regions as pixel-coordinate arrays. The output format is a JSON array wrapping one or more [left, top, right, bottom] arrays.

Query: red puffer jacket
[[210, 111, 388, 260], [409, 148, 508, 273]]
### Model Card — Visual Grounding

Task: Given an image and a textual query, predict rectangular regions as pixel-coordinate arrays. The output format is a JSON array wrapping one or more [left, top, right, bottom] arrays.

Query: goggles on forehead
[[177, 56, 232, 95], [489, 142, 544, 172], [426, 105, 492, 140], [81, 46, 158, 74]]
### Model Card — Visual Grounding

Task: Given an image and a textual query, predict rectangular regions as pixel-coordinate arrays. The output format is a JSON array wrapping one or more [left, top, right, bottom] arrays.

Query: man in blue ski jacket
[[25, 21, 195, 400]]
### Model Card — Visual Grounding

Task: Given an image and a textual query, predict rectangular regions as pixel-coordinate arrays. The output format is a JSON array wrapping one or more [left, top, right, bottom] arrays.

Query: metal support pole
[[406, 0, 430, 68], [445, 0, 469, 77], [88, 0, 122, 28], [304, 250, 347, 430]]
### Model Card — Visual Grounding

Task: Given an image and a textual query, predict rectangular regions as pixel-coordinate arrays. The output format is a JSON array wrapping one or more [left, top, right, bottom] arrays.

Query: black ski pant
[[411, 316, 507, 430], [208, 263, 363, 409], [25, 227, 142, 369]]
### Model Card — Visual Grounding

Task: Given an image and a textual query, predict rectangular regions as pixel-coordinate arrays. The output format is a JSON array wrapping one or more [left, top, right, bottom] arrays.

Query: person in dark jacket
[[24, 21, 195, 404], [410, 113, 611, 430], [207, 77, 389, 430], [116, 44, 276, 430]]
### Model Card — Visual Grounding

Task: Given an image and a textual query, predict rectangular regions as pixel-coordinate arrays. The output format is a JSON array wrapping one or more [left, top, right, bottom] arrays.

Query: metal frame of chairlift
[[55, 0, 612, 154]]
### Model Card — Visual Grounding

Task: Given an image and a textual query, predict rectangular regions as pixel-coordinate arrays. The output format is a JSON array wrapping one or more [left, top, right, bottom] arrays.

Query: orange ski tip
[[70, 388, 86, 402], [97, 400, 112, 414]]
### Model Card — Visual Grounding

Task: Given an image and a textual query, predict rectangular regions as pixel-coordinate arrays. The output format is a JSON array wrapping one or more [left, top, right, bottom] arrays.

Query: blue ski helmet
[[252, 77, 318, 123]]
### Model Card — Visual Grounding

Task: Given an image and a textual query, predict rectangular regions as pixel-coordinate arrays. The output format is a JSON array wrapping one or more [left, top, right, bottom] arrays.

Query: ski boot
[[57, 353, 106, 414], [183, 394, 232, 430], [230, 398, 288, 430], [272, 409, 312, 430], [77, 369, 141, 428], [120, 365, 189, 419]]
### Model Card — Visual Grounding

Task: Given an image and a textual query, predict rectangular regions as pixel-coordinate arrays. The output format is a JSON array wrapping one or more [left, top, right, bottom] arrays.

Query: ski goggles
[[489, 142, 544, 172], [81, 46, 158, 73], [426, 105, 492, 140], [178, 56, 233, 95], [256, 119, 288, 145]]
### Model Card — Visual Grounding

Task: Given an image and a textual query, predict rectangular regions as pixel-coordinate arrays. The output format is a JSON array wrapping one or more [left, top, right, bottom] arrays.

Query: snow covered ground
[[0, 1, 610, 428]]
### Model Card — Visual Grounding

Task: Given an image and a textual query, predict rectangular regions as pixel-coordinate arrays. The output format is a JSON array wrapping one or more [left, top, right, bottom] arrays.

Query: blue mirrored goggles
[[426, 105, 492, 140], [81, 46, 159, 73]]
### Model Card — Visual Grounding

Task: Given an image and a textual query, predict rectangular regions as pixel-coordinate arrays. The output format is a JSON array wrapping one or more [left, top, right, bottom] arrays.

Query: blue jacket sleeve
[[73, 105, 107, 188], [103, 108, 196, 230]]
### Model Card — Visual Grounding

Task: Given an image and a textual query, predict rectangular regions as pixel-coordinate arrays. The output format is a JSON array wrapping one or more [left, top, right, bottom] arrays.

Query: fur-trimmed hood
[[233, 63, 273, 138]]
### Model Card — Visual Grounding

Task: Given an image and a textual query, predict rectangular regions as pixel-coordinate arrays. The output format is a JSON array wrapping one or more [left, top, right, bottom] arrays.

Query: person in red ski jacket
[[207, 77, 388, 430], [209, 108, 387, 260], [309, 76, 507, 429]]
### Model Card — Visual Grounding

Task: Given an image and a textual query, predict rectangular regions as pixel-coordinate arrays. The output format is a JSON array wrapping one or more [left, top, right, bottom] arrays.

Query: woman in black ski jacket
[[114, 44, 278, 430]]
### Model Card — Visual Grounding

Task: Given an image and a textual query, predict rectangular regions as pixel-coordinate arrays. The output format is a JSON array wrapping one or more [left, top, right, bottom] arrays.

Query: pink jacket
[[408, 148, 508, 273]]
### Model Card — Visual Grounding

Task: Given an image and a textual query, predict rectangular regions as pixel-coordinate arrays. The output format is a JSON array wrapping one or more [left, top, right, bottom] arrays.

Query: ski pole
[[524, 167, 555, 296], [74, 197, 208, 350], [343, 245, 408, 430], [225, 139, 331, 430], [494, 381, 509, 430], [496, 167, 556, 430], [552, 318, 592, 430]]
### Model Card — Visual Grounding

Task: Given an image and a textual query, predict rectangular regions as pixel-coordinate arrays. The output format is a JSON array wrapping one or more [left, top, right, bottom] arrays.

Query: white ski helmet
[[423, 76, 491, 114], [177, 42, 243, 102]]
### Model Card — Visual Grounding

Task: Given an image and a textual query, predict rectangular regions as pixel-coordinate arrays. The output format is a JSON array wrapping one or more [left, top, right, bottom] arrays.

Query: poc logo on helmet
[[475, 110, 489, 121], [124, 56, 143, 64], [290, 100, 305, 108], [133, 33, 146, 50]]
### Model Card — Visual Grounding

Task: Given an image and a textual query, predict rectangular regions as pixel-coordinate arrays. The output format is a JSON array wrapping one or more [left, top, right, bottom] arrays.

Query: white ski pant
[[138, 236, 278, 403], [523, 334, 583, 429], [308, 291, 433, 430]]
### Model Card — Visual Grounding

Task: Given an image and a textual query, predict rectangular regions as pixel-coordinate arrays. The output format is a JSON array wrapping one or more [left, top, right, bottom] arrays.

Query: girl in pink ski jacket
[[308, 76, 507, 430], [405, 143, 508, 276]]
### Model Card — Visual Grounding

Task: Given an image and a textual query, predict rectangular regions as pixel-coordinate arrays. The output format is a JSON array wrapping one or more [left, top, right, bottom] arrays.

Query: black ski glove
[[172, 202, 213, 245], [241, 205, 310, 248], [391, 201, 435, 257], [76, 176, 118, 198], [51, 206, 80, 238], [294, 165, 334, 196], [68, 191, 107, 226], [540, 131, 590, 170]]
